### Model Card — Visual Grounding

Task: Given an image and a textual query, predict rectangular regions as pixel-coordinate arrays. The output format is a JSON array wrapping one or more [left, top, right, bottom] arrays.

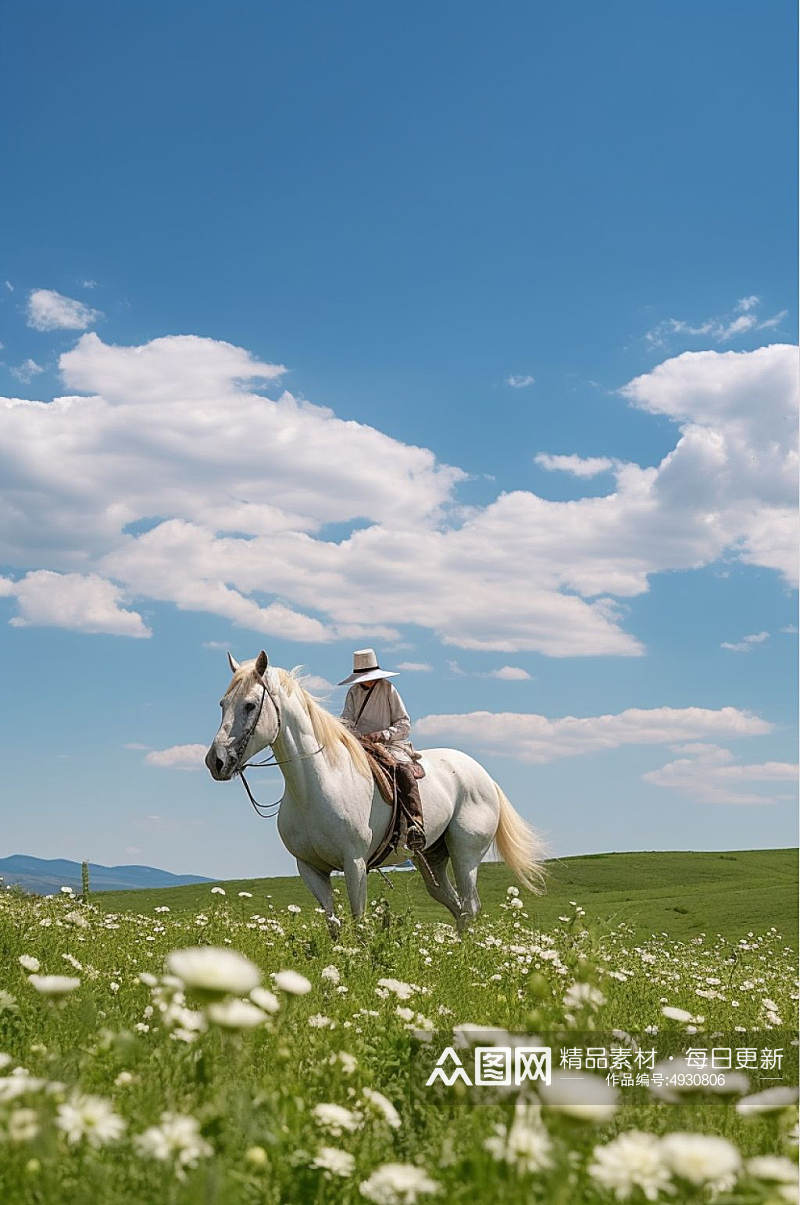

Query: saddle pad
[[358, 737, 395, 805]]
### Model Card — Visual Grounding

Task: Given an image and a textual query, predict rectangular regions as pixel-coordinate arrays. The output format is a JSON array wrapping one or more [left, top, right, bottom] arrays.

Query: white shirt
[[340, 679, 412, 755]]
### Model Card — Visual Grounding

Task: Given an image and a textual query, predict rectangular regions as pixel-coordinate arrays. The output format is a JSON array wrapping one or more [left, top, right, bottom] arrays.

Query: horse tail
[[492, 783, 546, 893]]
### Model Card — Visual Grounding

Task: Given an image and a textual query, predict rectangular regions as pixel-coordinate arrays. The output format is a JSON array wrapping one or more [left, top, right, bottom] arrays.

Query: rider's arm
[[340, 687, 357, 730], [381, 685, 411, 743]]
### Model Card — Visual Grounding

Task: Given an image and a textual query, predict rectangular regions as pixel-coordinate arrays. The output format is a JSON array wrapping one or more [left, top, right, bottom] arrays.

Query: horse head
[[205, 649, 280, 780]]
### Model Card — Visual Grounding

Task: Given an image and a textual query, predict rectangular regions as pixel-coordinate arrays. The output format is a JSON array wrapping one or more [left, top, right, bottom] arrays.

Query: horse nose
[[205, 744, 227, 778]]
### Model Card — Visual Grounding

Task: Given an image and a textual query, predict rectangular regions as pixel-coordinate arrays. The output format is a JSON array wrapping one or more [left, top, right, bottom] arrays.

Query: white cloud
[[396, 661, 433, 672], [4, 281, 13, 292], [27, 289, 101, 332], [720, 631, 770, 653], [302, 674, 340, 693], [10, 358, 45, 383], [535, 453, 615, 478], [0, 334, 795, 655], [643, 743, 797, 805], [487, 665, 531, 680], [645, 297, 788, 347], [415, 705, 770, 764], [145, 744, 208, 770], [506, 374, 535, 389], [736, 296, 760, 313], [0, 570, 149, 637]]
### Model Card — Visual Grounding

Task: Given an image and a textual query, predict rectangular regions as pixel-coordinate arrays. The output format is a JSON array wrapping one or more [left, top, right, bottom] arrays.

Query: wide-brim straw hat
[[338, 648, 398, 686]]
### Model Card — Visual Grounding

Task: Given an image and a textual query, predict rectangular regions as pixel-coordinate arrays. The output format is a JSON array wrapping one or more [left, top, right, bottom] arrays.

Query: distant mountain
[[0, 854, 213, 896]]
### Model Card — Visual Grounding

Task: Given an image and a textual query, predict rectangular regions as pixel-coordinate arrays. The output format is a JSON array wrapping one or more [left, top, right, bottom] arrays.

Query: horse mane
[[277, 668, 371, 778], [224, 662, 369, 777]]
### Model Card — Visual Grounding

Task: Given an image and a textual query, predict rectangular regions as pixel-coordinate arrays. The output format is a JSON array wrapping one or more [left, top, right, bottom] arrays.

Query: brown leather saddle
[[357, 736, 425, 871]]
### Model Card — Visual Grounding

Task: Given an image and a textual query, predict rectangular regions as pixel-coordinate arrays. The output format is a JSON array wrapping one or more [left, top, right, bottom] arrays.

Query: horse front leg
[[342, 856, 368, 920], [296, 858, 341, 940]]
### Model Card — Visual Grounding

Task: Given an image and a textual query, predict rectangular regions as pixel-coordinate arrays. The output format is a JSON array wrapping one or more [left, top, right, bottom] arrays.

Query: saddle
[[357, 737, 426, 871], [358, 738, 425, 805]]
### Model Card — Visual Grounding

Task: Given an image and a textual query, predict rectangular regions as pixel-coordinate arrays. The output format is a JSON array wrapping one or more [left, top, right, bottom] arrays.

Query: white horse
[[205, 651, 544, 932]]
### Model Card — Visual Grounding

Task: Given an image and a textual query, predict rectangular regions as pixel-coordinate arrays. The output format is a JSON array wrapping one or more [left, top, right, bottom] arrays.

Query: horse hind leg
[[415, 834, 462, 925], [296, 859, 341, 940], [450, 846, 484, 932]]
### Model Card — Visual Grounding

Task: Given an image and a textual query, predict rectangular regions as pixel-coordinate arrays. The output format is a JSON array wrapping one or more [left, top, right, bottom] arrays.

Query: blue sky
[[0, 1, 796, 879]]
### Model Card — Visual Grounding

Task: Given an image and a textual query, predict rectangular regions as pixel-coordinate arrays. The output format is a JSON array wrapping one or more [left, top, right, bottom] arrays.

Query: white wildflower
[[237, 891, 252, 898], [308, 1013, 333, 1028], [27, 975, 80, 996], [736, 1086, 799, 1114], [56, 1093, 126, 1147], [484, 1102, 553, 1174], [273, 969, 312, 995], [746, 1155, 798, 1183], [589, 1131, 672, 1200], [538, 1070, 618, 1121], [8, 1107, 39, 1143], [564, 982, 606, 1010], [135, 1112, 212, 1173], [321, 965, 341, 985], [0, 1075, 48, 1103], [287, 903, 301, 913], [206, 999, 267, 1029], [362, 1088, 402, 1129], [250, 987, 280, 1014], [312, 1102, 362, 1135], [661, 1132, 741, 1187], [661, 1006, 693, 1023], [312, 1146, 356, 1178], [329, 1051, 358, 1075], [376, 978, 418, 1001], [359, 1162, 440, 1204], [166, 947, 260, 997], [506, 886, 519, 897], [18, 955, 40, 973], [210, 886, 226, 895]]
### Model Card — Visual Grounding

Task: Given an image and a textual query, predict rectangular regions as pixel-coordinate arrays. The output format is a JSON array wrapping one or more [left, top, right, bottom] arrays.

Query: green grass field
[[2, 846, 797, 1203], [96, 848, 798, 945]]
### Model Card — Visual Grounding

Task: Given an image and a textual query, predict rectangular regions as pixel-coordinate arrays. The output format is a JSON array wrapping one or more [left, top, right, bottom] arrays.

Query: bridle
[[228, 675, 324, 818]]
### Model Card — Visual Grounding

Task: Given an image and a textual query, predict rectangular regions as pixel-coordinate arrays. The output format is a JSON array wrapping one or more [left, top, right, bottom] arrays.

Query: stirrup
[[405, 825, 426, 852]]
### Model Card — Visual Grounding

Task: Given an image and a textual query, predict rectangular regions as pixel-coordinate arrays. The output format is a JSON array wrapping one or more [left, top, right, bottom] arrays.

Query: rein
[[231, 677, 324, 818]]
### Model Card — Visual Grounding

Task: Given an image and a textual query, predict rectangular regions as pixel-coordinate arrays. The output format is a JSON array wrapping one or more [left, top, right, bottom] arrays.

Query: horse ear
[[227, 651, 240, 673], [254, 650, 269, 677]]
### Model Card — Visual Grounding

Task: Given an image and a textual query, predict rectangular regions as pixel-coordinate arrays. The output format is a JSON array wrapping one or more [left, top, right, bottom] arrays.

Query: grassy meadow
[[96, 849, 799, 946], [0, 848, 797, 1203]]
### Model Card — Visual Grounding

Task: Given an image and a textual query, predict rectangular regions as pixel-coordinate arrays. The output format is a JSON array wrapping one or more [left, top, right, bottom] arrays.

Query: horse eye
[[244, 702, 256, 713]]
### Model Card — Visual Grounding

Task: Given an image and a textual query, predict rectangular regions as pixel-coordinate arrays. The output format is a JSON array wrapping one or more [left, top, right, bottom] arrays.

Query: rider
[[339, 649, 426, 853]]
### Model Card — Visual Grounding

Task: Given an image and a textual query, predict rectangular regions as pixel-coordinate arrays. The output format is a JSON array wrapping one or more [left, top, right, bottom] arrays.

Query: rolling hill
[[93, 848, 798, 945], [0, 854, 213, 896]]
